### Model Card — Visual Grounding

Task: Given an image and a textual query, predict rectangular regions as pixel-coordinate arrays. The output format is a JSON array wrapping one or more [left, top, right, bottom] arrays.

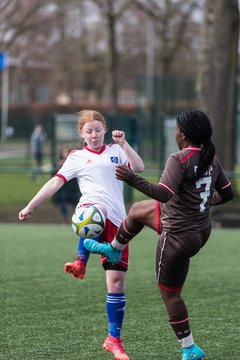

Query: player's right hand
[[115, 165, 131, 181], [19, 207, 33, 221]]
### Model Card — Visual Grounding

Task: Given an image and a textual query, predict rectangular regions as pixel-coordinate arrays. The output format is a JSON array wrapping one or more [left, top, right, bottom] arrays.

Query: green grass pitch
[[1, 224, 240, 360]]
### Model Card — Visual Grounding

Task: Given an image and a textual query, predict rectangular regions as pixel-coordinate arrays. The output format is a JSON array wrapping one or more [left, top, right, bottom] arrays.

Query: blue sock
[[106, 293, 126, 338], [77, 235, 100, 263]]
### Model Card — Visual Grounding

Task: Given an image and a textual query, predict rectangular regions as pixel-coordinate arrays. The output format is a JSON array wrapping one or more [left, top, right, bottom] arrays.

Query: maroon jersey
[[160, 146, 231, 232]]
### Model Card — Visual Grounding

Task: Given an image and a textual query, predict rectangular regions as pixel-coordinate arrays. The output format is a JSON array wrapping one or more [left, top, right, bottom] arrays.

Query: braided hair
[[176, 110, 215, 180]]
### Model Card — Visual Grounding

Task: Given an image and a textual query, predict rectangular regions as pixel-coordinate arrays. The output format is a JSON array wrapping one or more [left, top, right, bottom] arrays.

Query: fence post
[[50, 114, 56, 168]]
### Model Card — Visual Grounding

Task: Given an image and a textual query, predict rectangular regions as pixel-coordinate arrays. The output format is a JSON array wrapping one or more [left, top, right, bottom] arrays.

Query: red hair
[[77, 110, 106, 132]]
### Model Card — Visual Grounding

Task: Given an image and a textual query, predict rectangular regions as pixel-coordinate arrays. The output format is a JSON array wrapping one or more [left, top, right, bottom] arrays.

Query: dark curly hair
[[176, 110, 215, 180]]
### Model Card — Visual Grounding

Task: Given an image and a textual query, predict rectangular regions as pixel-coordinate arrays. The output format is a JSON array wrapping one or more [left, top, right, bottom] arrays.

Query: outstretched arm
[[115, 164, 172, 203], [112, 130, 144, 172], [19, 176, 65, 221]]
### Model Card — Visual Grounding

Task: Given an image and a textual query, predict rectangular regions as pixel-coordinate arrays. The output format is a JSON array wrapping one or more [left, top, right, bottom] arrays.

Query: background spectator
[[30, 124, 46, 179]]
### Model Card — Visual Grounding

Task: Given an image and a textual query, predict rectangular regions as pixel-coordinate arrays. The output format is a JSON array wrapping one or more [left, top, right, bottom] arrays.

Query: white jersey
[[56, 144, 129, 227]]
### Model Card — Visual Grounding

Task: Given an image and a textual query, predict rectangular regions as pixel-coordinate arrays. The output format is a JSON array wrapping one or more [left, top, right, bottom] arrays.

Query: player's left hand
[[112, 130, 125, 145], [19, 207, 33, 221], [115, 164, 131, 181]]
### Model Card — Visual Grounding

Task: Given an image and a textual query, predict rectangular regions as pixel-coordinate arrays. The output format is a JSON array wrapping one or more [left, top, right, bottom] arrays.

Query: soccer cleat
[[64, 257, 86, 280], [181, 344, 205, 360], [84, 239, 122, 264], [103, 335, 129, 360]]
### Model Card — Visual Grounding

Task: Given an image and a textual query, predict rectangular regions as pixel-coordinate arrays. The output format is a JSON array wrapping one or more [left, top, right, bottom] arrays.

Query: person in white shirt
[[19, 109, 144, 360]]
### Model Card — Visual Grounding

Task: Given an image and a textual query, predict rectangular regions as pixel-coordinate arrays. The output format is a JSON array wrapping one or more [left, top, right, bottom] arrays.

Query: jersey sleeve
[[214, 159, 232, 192], [210, 157, 234, 205], [55, 152, 78, 182], [160, 155, 183, 193], [123, 154, 182, 202], [118, 145, 129, 166]]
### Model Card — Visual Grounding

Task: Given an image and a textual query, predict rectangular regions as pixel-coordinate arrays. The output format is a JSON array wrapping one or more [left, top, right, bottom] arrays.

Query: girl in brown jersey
[[84, 110, 234, 360]]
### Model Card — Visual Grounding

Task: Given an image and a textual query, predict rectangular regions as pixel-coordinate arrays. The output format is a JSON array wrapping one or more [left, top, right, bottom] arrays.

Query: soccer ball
[[72, 205, 106, 238]]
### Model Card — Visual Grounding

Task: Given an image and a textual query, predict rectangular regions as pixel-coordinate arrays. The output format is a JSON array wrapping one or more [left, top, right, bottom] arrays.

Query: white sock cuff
[[111, 238, 125, 251], [180, 333, 194, 348]]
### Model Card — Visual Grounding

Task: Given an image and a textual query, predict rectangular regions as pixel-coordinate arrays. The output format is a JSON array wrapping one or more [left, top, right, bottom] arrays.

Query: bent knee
[[128, 200, 150, 221], [128, 202, 143, 219], [129, 200, 157, 230]]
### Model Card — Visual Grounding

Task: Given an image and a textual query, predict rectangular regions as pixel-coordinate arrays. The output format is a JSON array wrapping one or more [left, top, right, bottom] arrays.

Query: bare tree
[[0, 0, 58, 103], [133, 0, 201, 76], [0, 0, 51, 51], [90, 0, 133, 111], [197, 0, 239, 171], [49, 0, 108, 103]]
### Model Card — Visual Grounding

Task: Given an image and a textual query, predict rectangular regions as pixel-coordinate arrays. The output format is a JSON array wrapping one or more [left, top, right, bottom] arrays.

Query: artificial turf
[[1, 224, 240, 360]]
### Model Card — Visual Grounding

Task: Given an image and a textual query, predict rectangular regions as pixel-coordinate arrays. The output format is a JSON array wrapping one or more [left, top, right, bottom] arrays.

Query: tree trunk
[[196, 0, 239, 171], [107, 5, 118, 112]]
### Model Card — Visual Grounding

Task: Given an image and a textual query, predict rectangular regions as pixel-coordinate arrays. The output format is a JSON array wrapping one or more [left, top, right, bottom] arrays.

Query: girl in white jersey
[[19, 110, 144, 360]]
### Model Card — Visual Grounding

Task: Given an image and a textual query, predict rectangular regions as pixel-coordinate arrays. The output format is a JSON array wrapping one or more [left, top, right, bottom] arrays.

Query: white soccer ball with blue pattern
[[72, 205, 106, 238]]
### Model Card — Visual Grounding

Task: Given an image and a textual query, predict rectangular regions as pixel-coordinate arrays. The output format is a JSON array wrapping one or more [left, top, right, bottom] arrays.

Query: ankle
[[111, 238, 125, 251], [180, 333, 194, 348]]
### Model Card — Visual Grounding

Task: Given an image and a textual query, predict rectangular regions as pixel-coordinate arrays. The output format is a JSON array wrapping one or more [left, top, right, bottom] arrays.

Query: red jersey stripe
[[180, 150, 197, 164], [82, 144, 106, 154], [55, 173, 67, 183], [159, 182, 175, 195], [221, 182, 231, 189], [155, 201, 161, 234], [158, 282, 183, 293]]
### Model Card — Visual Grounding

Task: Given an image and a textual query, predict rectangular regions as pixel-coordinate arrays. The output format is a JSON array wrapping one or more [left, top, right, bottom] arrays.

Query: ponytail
[[176, 110, 216, 180]]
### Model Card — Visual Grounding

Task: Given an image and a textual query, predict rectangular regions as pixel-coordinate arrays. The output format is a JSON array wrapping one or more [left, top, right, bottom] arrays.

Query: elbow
[[132, 164, 145, 173], [229, 190, 234, 201], [228, 186, 234, 201], [138, 164, 145, 172], [223, 188, 234, 203]]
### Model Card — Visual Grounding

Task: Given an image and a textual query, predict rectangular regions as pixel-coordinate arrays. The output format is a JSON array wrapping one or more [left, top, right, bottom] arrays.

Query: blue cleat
[[84, 239, 122, 264], [181, 344, 205, 360]]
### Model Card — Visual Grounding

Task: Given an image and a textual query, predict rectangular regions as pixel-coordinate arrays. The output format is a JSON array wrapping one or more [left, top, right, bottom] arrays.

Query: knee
[[128, 202, 140, 219], [115, 279, 125, 293], [160, 288, 181, 304], [128, 201, 146, 222], [107, 274, 125, 293]]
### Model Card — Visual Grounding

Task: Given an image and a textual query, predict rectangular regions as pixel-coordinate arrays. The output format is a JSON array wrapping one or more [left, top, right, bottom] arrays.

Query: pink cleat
[[103, 335, 130, 360]]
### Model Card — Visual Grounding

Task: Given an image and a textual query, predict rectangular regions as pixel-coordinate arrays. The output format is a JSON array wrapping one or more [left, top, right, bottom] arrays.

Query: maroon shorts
[[156, 224, 211, 292], [100, 219, 129, 270]]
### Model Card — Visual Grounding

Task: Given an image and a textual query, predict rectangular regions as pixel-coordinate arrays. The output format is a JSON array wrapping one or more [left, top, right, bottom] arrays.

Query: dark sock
[[115, 219, 144, 246]]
